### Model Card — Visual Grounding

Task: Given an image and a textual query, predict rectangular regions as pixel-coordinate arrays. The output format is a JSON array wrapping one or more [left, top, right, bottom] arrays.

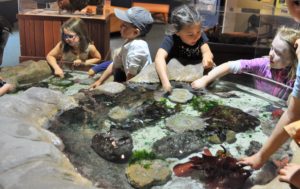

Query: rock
[[129, 59, 203, 83], [225, 130, 236, 144], [129, 63, 160, 83], [168, 88, 194, 103], [202, 105, 261, 132], [91, 129, 133, 163], [153, 131, 205, 159], [108, 106, 131, 122], [50, 77, 74, 87], [167, 59, 203, 82], [93, 82, 126, 95], [245, 141, 262, 156], [166, 113, 206, 133], [207, 134, 222, 144], [126, 159, 171, 189], [152, 176, 204, 189], [0, 60, 52, 86]]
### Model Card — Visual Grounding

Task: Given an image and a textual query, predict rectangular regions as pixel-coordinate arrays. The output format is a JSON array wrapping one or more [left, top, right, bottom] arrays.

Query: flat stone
[[168, 88, 193, 103], [126, 159, 171, 189], [108, 106, 131, 122], [166, 113, 206, 133], [94, 82, 126, 95]]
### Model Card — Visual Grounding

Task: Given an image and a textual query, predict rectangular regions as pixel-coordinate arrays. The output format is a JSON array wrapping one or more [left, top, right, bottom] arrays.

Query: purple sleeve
[[239, 57, 270, 76]]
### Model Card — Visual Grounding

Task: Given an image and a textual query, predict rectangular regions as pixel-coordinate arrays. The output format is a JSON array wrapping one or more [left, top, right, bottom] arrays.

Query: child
[[90, 7, 153, 88], [155, 5, 214, 93], [0, 77, 14, 96], [192, 26, 300, 100], [46, 17, 102, 78], [239, 1, 300, 187]]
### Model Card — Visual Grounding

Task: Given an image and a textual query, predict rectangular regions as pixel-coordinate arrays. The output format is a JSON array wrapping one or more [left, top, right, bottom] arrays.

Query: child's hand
[[162, 82, 172, 93], [90, 80, 102, 89], [202, 57, 215, 69], [191, 75, 209, 89], [88, 69, 96, 77], [73, 59, 83, 66], [295, 39, 300, 60], [54, 68, 64, 78], [278, 163, 300, 188], [238, 153, 265, 170]]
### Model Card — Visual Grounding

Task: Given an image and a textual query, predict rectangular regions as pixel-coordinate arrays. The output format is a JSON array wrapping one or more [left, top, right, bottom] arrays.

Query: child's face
[[269, 35, 293, 69], [176, 23, 201, 46], [287, 0, 300, 22], [63, 28, 79, 47], [120, 21, 139, 40]]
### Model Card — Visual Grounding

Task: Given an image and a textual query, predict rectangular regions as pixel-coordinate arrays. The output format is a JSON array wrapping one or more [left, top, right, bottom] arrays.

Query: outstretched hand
[[191, 75, 210, 89], [54, 68, 64, 78], [89, 80, 101, 90], [238, 153, 265, 170], [278, 163, 300, 188]]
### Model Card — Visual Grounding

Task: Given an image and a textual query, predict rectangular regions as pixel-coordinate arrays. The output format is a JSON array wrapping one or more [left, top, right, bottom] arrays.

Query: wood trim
[[17, 13, 110, 62]]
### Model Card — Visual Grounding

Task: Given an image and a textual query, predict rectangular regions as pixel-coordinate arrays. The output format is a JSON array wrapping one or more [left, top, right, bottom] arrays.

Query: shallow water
[[46, 72, 287, 189]]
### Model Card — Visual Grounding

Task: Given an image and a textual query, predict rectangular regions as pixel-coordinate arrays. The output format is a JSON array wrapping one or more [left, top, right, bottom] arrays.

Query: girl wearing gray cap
[[90, 7, 154, 88]]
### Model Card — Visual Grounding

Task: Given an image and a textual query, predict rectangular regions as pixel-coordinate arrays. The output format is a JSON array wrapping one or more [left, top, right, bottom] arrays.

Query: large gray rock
[[129, 59, 204, 83], [0, 60, 52, 87], [152, 131, 205, 159], [93, 82, 126, 95], [0, 87, 99, 189], [0, 160, 97, 189]]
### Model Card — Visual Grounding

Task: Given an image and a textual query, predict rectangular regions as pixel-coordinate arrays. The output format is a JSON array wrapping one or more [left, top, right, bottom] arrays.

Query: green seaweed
[[129, 150, 156, 165], [190, 96, 219, 112], [158, 97, 174, 109]]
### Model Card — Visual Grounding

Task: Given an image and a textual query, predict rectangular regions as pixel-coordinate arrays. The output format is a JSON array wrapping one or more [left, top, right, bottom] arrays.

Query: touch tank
[[37, 67, 289, 189]]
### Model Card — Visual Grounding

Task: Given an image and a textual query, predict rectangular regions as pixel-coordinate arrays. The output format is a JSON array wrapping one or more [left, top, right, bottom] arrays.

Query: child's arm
[[239, 96, 300, 169], [46, 42, 64, 78], [76, 44, 101, 66], [0, 83, 14, 96], [191, 62, 232, 89], [279, 163, 300, 188], [201, 43, 214, 69], [90, 63, 113, 89], [155, 48, 172, 92]]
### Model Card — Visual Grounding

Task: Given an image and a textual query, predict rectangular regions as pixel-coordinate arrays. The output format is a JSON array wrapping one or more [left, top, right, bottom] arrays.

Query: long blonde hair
[[276, 26, 300, 80]]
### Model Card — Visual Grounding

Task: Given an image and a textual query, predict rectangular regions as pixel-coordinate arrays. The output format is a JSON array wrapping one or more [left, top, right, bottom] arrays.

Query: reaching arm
[[46, 42, 64, 78], [90, 63, 114, 89], [191, 62, 232, 89], [84, 44, 101, 66], [201, 43, 214, 69], [239, 96, 300, 169], [155, 48, 172, 92]]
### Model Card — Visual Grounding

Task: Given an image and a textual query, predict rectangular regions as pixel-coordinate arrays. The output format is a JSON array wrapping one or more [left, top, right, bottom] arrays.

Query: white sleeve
[[228, 60, 241, 74], [112, 47, 122, 69], [126, 41, 151, 75]]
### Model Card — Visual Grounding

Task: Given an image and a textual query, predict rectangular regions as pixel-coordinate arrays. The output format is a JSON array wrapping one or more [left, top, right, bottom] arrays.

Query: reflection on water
[[46, 74, 287, 189]]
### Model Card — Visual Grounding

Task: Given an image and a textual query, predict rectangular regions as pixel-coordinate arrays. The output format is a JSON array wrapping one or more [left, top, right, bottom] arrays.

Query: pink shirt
[[229, 57, 294, 100]]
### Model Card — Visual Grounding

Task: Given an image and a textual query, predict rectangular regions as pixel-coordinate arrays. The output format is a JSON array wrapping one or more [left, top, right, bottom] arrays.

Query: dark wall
[[111, 0, 132, 8], [0, 0, 18, 24], [134, 0, 170, 4]]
